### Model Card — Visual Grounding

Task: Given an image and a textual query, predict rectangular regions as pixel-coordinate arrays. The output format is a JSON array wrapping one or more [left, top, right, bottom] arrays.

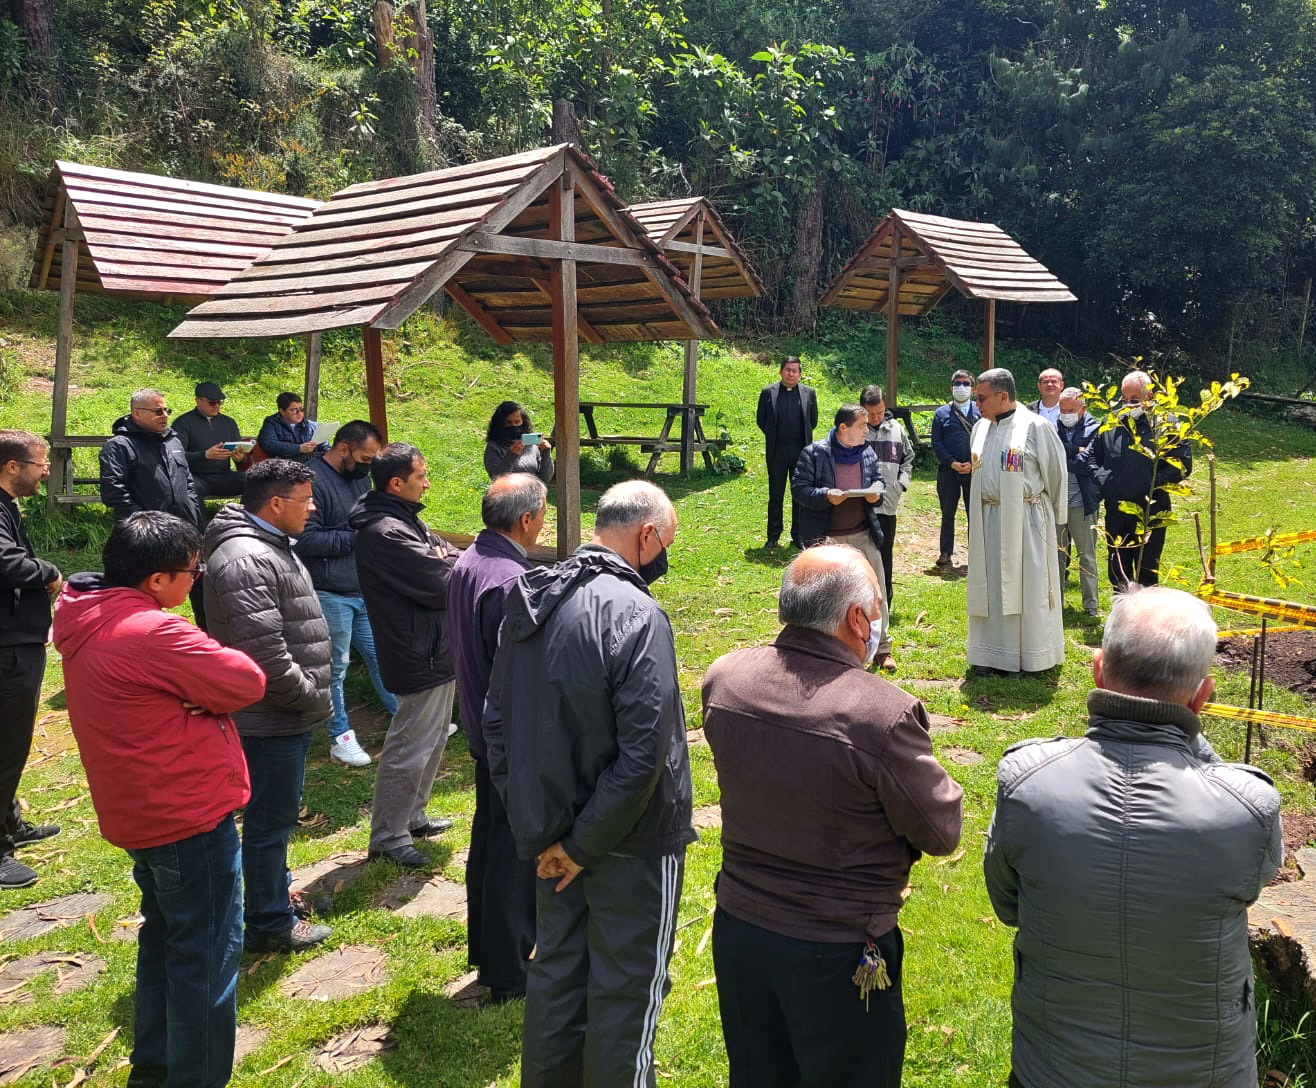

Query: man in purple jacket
[[448, 473, 547, 1003], [703, 545, 964, 1088]]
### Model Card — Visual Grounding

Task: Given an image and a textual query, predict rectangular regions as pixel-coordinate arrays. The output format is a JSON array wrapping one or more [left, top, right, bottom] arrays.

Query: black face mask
[[343, 458, 371, 481], [638, 539, 669, 585], [500, 424, 523, 444]]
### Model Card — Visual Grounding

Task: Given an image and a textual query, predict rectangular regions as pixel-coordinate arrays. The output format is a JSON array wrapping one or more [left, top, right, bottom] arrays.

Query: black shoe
[[368, 844, 431, 869], [408, 818, 454, 839], [487, 987, 525, 1006], [0, 854, 38, 889], [244, 919, 332, 954], [765, 536, 780, 549], [13, 820, 60, 848]]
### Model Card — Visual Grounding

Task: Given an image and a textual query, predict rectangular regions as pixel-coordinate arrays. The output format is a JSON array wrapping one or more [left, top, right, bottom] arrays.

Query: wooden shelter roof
[[29, 161, 320, 303], [818, 208, 1075, 315], [629, 197, 765, 300], [169, 145, 719, 343]]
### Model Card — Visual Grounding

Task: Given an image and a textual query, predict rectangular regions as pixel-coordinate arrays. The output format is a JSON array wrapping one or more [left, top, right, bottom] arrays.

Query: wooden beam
[[664, 239, 732, 260], [444, 281, 515, 345], [886, 225, 902, 408], [303, 332, 322, 420], [37, 190, 65, 290], [48, 203, 79, 512], [363, 326, 389, 441], [461, 232, 649, 267], [550, 173, 581, 558], [982, 298, 996, 371], [681, 210, 705, 475], [894, 255, 938, 271], [522, 271, 605, 345]]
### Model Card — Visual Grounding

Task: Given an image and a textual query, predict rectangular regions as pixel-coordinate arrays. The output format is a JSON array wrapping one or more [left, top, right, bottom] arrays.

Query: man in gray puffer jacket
[[985, 586, 1282, 1088], [204, 459, 333, 954]]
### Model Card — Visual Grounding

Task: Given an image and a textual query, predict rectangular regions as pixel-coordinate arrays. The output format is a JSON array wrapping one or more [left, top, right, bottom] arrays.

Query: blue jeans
[[317, 591, 397, 740], [126, 815, 243, 1088], [239, 732, 312, 939]]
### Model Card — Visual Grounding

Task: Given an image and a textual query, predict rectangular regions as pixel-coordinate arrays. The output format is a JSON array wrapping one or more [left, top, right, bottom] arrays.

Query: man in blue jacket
[[929, 370, 979, 566], [1055, 388, 1101, 617], [257, 393, 327, 463]]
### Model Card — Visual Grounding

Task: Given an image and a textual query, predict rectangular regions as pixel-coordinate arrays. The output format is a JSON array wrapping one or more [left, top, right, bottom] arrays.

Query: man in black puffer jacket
[[99, 388, 201, 527], [485, 479, 695, 1088], [350, 443, 459, 870], [203, 459, 332, 955]]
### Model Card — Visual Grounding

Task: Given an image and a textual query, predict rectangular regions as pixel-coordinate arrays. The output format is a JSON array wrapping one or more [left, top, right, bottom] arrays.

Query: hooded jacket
[[98, 415, 201, 527], [0, 488, 59, 646], [984, 689, 1282, 1088], [51, 574, 264, 850], [349, 490, 458, 695], [484, 543, 696, 867], [202, 503, 331, 736], [295, 452, 370, 596]]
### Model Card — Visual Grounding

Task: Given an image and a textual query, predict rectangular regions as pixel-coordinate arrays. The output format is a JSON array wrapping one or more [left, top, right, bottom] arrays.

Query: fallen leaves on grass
[[314, 1024, 395, 1072]]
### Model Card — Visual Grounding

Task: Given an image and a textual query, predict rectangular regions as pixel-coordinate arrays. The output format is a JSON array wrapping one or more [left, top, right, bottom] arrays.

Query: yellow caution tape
[[1215, 624, 1310, 638], [1197, 587, 1316, 628], [1212, 529, 1316, 556], [1201, 702, 1316, 733]]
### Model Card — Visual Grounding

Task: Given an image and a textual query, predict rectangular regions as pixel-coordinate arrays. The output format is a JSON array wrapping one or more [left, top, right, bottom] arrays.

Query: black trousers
[[1105, 497, 1168, 589], [936, 465, 972, 557], [194, 475, 245, 500], [0, 643, 45, 856], [522, 851, 684, 1088], [467, 758, 536, 994], [713, 907, 906, 1088], [875, 512, 897, 606], [766, 443, 805, 544]]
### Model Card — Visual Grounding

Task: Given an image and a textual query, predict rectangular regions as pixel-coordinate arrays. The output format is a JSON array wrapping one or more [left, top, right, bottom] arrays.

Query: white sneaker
[[330, 730, 371, 767]]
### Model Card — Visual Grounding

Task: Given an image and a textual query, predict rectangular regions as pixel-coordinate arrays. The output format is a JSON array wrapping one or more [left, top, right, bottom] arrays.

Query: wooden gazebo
[[630, 198, 764, 471], [818, 208, 1075, 407], [28, 160, 321, 506], [169, 144, 720, 555]]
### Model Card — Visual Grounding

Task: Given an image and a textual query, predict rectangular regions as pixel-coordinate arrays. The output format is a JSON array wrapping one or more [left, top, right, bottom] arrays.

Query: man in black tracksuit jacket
[[485, 480, 695, 1088]]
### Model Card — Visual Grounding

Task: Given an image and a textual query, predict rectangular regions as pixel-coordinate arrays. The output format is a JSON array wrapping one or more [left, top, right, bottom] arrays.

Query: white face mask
[[1126, 405, 1144, 420], [1059, 412, 1080, 427], [864, 613, 882, 665], [951, 385, 972, 404]]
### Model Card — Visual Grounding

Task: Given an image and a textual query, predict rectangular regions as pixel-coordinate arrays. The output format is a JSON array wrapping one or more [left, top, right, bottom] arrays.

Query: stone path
[[280, 945, 388, 1002], [0, 952, 105, 1004], [941, 747, 985, 766], [290, 852, 368, 901], [0, 892, 112, 942], [0, 1024, 65, 1085], [692, 804, 722, 830], [377, 873, 467, 921], [1251, 846, 1316, 1004], [443, 969, 486, 1009], [314, 1024, 395, 1072], [927, 713, 962, 734], [109, 914, 143, 942], [234, 1025, 269, 1064]]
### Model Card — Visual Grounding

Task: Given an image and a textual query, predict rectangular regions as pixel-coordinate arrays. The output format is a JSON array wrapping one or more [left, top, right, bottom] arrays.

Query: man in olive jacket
[[985, 586, 1282, 1088], [203, 458, 332, 954]]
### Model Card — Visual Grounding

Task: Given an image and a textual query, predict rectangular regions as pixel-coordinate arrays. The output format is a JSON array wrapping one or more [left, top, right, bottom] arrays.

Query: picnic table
[[578, 401, 724, 476]]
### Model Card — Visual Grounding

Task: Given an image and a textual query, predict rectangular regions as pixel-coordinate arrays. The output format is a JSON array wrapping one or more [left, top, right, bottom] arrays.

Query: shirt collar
[[243, 509, 285, 537]]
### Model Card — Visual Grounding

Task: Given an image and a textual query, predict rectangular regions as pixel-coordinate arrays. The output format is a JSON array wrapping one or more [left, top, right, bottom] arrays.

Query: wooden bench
[[48, 436, 111, 505], [890, 403, 941, 450], [578, 401, 726, 476]]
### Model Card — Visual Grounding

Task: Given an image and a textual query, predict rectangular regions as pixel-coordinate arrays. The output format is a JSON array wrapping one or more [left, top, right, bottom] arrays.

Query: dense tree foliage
[[3, 0, 1315, 359]]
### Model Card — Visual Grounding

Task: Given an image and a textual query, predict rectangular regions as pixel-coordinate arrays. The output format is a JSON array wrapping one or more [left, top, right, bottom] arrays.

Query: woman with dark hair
[[483, 401, 554, 483]]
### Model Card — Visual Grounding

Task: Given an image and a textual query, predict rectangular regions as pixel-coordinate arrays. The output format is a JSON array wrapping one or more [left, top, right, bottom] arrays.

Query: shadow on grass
[[962, 664, 1062, 711], [741, 543, 795, 568], [381, 988, 522, 1086]]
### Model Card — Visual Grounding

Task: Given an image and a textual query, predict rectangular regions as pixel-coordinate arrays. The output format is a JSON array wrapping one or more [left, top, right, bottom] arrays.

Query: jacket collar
[[476, 528, 530, 559], [1086, 687, 1202, 742], [773, 625, 864, 670]]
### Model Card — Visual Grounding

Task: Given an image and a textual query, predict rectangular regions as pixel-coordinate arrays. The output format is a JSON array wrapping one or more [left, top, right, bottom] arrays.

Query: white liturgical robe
[[966, 405, 1067, 672]]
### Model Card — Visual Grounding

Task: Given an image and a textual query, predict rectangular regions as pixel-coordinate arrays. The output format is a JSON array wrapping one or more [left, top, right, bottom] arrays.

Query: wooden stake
[[1298, 275, 1312, 352], [363, 326, 389, 442], [549, 174, 581, 558], [885, 227, 902, 408], [303, 332, 322, 422], [49, 204, 79, 512], [982, 299, 996, 371], [680, 210, 705, 475]]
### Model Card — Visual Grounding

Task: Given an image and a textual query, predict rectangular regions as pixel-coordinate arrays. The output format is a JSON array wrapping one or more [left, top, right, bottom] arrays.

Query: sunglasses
[[166, 565, 205, 580], [138, 406, 171, 416]]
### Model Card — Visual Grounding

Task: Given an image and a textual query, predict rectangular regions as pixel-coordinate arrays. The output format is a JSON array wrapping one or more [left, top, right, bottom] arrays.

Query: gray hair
[[977, 368, 1016, 399], [482, 473, 547, 532], [594, 479, 674, 533], [1122, 370, 1152, 395], [1101, 586, 1217, 701], [130, 387, 165, 408], [778, 545, 876, 633], [1059, 386, 1083, 402]]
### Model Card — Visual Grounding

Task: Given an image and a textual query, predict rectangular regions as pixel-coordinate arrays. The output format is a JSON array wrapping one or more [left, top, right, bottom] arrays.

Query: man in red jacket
[[53, 512, 266, 1088]]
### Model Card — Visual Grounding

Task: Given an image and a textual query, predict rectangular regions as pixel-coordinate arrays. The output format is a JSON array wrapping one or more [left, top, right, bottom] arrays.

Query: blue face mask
[[864, 613, 882, 665]]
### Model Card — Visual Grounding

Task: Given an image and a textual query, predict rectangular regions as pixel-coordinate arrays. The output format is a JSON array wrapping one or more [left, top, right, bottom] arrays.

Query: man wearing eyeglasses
[[173, 382, 246, 500], [100, 387, 202, 529], [0, 430, 63, 889]]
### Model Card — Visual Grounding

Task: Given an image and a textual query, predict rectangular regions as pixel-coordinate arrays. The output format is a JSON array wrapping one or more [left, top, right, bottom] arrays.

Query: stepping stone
[[379, 873, 468, 921], [280, 945, 388, 1002], [443, 969, 486, 1009], [686, 728, 706, 746], [290, 852, 368, 900], [0, 892, 113, 942], [693, 804, 722, 830], [0, 953, 105, 1005], [109, 914, 143, 942], [927, 714, 961, 734], [0, 1024, 66, 1084], [314, 1024, 395, 1072], [233, 1025, 268, 1063], [942, 747, 985, 766], [1251, 854, 1316, 1005], [905, 678, 964, 691]]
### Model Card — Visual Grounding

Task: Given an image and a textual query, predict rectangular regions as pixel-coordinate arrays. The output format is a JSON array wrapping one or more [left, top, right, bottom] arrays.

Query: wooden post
[[48, 204, 80, 512], [982, 298, 996, 371], [1298, 276, 1312, 351], [680, 210, 706, 475], [885, 227, 902, 408], [362, 326, 389, 442], [303, 331, 323, 422], [550, 172, 581, 558]]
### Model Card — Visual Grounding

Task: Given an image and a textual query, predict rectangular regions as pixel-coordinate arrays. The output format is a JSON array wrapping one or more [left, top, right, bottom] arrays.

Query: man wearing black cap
[[173, 382, 246, 501]]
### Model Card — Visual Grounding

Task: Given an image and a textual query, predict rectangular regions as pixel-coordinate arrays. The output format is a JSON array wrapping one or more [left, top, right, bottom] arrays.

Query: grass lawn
[[1, 293, 1315, 1084]]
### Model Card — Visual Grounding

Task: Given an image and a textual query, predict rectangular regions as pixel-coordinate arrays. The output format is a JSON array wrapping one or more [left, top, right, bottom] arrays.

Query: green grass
[[3, 293, 1316, 1085]]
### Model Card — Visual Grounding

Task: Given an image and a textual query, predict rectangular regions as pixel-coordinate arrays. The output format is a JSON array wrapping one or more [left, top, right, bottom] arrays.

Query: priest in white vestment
[[966, 368, 1068, 673]]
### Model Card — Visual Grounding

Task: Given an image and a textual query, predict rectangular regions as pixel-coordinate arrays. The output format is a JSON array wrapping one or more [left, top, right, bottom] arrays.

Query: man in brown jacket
[[702, 544, 964, 1088]]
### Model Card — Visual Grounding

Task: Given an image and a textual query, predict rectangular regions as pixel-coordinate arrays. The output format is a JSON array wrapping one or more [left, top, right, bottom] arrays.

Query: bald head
[[592, 480, 677, 574], [482, 472, 547, 546], [779, 545, 880, 663], [1098, 586, 1217, 707]]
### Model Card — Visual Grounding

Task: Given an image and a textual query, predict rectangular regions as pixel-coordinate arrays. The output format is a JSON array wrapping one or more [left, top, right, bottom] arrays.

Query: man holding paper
[[966, 368, 1067, 674], [791, 405, 894, 670]]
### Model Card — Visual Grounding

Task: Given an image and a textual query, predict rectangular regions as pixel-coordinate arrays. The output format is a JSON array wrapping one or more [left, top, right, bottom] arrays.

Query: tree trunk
[[9, 0, 58, 106], [373, 1, 436, 139], [785, 181, 826, 331]]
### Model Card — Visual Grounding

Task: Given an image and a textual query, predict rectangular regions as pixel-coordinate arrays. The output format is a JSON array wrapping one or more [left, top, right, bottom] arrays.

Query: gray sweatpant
[[368, 681, 454, 852]]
